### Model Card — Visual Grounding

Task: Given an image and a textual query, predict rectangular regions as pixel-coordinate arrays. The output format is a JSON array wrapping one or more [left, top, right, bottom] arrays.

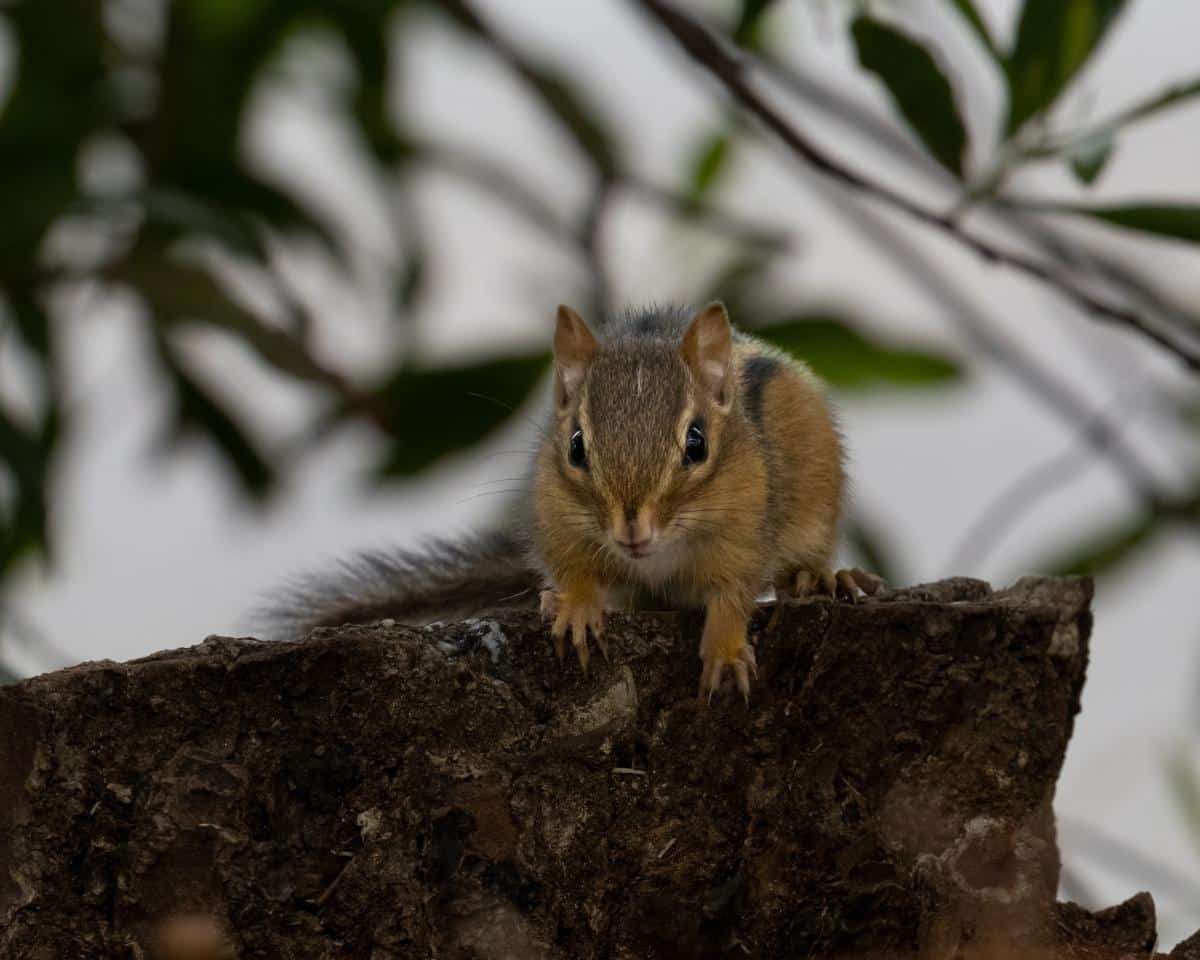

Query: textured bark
[[0, 575, 1173, 958]]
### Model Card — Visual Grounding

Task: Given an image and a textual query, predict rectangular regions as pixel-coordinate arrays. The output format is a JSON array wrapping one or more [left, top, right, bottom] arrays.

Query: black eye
[[683, 422, 707, 466], [568, 427, 587, 469]]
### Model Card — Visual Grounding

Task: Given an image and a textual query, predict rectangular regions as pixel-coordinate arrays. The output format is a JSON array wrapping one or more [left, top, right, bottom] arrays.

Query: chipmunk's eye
[[682, 421, 707, 467], [568, 426, 587, 469]]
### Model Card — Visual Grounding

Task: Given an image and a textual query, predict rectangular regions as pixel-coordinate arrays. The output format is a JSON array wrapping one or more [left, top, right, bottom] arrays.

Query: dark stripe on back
[[742, 354, 780, 429]]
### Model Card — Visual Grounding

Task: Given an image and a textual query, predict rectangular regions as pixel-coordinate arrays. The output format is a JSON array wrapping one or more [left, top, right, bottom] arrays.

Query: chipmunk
[[269, 302, 881, 700]]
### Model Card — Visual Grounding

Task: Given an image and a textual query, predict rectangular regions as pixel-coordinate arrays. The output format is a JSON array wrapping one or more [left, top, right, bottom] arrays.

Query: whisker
[[453, 489, 527, 506]]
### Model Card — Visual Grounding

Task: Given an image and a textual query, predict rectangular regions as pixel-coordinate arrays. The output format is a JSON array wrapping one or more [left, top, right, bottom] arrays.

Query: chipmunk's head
[[548, 302, 737, 564]]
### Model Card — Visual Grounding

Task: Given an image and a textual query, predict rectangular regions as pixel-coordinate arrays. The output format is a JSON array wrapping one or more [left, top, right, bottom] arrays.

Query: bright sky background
[[3, 0, 1199, 944]]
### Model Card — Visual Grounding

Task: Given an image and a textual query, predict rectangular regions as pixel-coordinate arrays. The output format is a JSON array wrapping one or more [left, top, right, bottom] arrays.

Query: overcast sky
[[3, 0, 1199, 943]]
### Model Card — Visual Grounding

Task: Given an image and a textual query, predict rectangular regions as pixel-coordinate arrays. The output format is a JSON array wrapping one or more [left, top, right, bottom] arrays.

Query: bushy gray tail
[[258, 529, 541, 639]]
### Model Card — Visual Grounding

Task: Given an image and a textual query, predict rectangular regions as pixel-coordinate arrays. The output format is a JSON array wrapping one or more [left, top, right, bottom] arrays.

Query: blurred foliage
[[846, 519, 905, 589], [1041, 510, 1162, 579], [851, 16, 967, 178], [1004, 0, 1128, 135], [1040, 489, 1199, 578], [1168, 749, 1200, 860], [948, 0, 999, 59], [352, 351, 552, 479], [684, 127, 735, 208], [1036, 203, 1200, 245], [759, 316, 961, 390], [1, 0, 1200, 682]]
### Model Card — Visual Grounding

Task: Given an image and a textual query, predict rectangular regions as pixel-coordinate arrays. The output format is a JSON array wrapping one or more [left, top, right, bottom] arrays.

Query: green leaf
[[437, 1, 620, 176], [949, 0, 999, 58], [1036, 202, 1200, 245], [0, 662, 20, 686], [396, 250, 427, 313], [1005, 0, 1129, 135], [756, 315, 963, 390], [685, 131, 731, 206], [1114, 76, 1200, 127], [1067, 130, 1114, 186], [523, 65, 620, 177], [136, 187, 268, 259], [153, 334, 275, 501], [1039, 511, 1160, 577], [115, 247, 348, 392], [366, 351, 551, 477], [0, 397, 56, 578], [1166, 750, 1200, 858], [131, 2, 343, 256], [324, 5, 412, 168], [733, 0, 778, 47], [4, 292, 52, 360], [851, 17, 969, 178], [0, 3, 107, 261]]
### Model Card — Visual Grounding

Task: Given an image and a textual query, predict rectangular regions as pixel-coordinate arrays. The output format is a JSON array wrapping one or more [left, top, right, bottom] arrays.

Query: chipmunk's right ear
[[681, 301, 733, 410], [553, 305, 598, 408]]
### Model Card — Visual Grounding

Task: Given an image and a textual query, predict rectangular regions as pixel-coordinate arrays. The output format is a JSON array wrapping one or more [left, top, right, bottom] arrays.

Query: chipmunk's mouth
[[612, 535, 658, 560]]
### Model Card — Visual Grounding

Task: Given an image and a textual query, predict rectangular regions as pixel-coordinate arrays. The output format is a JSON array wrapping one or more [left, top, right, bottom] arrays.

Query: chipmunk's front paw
[[541, 589, 606, 672], [699, 641, 758, 704], [832, 567, 885, 601], [775, 566, 885, 604]]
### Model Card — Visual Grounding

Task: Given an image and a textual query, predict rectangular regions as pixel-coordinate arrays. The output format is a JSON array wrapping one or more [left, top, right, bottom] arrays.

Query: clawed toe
[[836, 567, 885, 600], [775, 566, 884, 608], [548, 592, 606, 672], [699, 645, 758, 705]]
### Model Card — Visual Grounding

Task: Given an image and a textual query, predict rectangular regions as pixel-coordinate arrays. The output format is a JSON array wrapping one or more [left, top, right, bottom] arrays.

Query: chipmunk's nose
[[613, 506, 656, 556]]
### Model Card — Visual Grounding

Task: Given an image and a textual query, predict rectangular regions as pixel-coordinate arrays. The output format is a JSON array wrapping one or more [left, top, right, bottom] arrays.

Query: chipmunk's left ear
[[553, 304, 598, 409], [681, 302, 733, 410]]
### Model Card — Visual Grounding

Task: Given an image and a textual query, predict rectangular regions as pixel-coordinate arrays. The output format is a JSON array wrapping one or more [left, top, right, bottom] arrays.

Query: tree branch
[[632, 0, 1200, 371], [751, 45, 1200, 353], [818, 186, 1164, 507]]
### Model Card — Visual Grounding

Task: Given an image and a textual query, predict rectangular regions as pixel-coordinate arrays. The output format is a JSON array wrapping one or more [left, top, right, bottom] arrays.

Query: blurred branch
[[1057, 863, 1100, 910], [1061, 817, 1200, 905], [410, 140, 579, 245], [1168, 748, 1200, 862], [1017, 75, 1200, 162], [581, 180, 612, 323], [622, 176, 792, 250], [1005, 209, 1200, 330], [752, 46, 1200, 343], [846, 514, 905, 587], [754, 46, 950, 185], [945, 397, 1137, 572], [438, 0, 620, 177], [818, 187, 1164, 508], [0, 600, 72, 670], [633, 0, 1200, 371], [107, 245, 387, 432], [412, 138, 792, 254]]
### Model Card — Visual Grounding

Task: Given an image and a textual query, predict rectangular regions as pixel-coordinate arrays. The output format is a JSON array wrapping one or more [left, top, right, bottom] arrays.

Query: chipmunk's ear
[[553, 305, 598, 408], [681, 302, 733, 410]]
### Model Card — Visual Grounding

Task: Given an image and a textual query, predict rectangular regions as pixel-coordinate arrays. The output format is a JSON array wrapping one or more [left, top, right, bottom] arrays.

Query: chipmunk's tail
[[257, 529, 542, 638]]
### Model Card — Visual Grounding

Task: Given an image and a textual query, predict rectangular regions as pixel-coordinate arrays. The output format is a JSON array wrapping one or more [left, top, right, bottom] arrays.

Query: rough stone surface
[[0, 575, 1168, 958]]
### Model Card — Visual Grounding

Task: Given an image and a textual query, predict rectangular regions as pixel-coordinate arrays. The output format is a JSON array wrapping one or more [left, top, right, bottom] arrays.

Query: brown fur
[[534, 303, 872, 698]]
